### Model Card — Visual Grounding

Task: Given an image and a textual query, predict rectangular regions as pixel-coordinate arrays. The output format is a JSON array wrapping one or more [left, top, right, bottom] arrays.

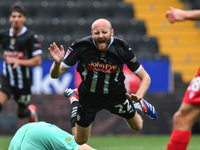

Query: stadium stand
[[191, 0, 200, 9], [0, 0, 165, 61], [125, 0, 200, 83]]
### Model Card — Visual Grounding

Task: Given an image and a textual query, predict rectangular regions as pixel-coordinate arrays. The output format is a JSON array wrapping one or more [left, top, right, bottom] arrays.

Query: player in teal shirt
[[9, 121, 96, 150]]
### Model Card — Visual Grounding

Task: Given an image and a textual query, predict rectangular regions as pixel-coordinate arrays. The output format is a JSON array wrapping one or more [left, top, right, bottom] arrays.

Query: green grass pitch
[[1, 135, 200, 150]]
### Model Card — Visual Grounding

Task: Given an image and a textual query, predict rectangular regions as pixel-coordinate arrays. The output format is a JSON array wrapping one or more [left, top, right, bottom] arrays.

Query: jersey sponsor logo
[[4, 50, 25, 59], [87, 61, 118, 73]]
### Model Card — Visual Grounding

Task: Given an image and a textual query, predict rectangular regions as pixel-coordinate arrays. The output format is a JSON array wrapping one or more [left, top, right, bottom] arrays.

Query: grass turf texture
[[1, 135, 200, 150]]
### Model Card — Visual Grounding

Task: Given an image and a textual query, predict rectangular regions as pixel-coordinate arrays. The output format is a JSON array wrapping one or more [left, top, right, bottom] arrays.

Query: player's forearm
[[18, 55, 41, 66], [185, 10, 200, 20], [135, 75, 151, 98], [50, 61, 62, 78]]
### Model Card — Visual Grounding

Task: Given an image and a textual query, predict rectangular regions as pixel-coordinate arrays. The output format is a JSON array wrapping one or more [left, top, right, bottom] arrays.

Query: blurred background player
[[9, 121, 96, 150], [49, 18, 157, 145], [0, 4, 42, 122], [166, 7, 200, 150]]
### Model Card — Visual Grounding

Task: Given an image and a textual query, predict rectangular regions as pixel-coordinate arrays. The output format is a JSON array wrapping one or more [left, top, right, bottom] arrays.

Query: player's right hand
[[48, 42, 65, 63]]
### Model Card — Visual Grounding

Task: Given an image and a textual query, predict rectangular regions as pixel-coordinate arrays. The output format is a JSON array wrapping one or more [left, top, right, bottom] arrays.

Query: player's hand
[[126, 93, 142, 102], [166, 6, 186, 23], [5, 57, 19, 69], [48, 42, 65, 63]]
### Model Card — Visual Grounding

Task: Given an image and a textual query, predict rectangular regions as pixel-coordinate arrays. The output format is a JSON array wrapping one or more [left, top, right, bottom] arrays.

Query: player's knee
[[129, 122, 143, 131], [134, 124, 143, 131], [173, 111, 184, 126], [75, 137, 88, 145], [173, 112, 178, 123], [126, 116, 143, 131]]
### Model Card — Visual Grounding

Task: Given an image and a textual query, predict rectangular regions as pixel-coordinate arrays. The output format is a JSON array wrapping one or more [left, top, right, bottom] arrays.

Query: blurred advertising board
[[0, 59, 172, 94]]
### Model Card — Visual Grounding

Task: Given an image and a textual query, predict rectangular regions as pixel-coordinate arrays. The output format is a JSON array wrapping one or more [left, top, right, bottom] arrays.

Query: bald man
[[49, 18, 157, 145]]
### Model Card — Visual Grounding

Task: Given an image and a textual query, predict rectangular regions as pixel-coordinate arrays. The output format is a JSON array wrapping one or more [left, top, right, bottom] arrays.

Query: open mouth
[[14, 23, 18, 26], [99, 41, 105, 44]]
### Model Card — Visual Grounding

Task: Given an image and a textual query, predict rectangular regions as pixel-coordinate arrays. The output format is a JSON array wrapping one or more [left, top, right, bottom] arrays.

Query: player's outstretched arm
[[49, 42, 68, 78], [126, 67, 150, 102], [166, 6, 200, 23]]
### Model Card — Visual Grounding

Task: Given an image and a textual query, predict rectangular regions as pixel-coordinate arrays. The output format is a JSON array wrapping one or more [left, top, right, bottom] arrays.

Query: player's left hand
[[126, 93, 142, 102], [166, 6, 186, 23], [5, 57, 19, 69]]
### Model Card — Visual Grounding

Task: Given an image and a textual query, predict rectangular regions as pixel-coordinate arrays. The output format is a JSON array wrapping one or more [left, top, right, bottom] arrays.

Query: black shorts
[[76, 89, 136, 127], [0, 74, 31, 108]]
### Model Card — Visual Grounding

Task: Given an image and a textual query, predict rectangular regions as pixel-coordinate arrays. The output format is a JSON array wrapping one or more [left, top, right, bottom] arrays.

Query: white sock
[[70, 97, 78, 104], [133, 102, 144, 116]]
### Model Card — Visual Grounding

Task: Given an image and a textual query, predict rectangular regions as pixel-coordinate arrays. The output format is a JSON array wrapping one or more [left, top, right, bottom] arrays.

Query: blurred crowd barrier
[[0, 90, 187, 135]]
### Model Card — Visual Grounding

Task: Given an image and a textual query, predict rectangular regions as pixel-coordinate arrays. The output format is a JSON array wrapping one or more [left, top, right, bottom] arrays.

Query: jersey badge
[[77, 114, 81, 121], [65, 137, 72, 142], [9, 38, 16, 50], [64, 49, 71, 59]]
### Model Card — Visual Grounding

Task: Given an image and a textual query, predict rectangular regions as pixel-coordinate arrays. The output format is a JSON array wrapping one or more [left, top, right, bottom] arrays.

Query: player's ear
[[91, 31, 94, 38], [111, 29, 114, 36], [23, 16, 26, 22]]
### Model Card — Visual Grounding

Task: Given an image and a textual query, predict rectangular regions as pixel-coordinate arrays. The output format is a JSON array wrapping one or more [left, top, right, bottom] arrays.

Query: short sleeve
[[123, 43, 141, 74], [30, 34, 42, 56], [62, 41, 80, 68]]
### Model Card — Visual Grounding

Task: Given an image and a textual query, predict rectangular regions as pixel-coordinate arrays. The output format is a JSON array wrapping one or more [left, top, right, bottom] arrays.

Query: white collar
[[9, 26, 27, 37]]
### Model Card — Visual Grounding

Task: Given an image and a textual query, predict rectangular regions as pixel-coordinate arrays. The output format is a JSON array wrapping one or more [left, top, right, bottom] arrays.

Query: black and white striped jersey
[[0, 26, 42, 89], [62, 35, 142, 94]]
